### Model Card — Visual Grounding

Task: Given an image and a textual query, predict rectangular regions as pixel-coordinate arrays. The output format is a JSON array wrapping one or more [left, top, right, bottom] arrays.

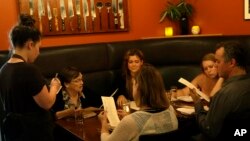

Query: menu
[[178, 77, 210, 102], [101, 96, 120, 128]]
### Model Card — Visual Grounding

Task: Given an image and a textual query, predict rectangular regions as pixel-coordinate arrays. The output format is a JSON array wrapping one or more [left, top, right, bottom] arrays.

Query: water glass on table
[[170, 86, 178, 100], [122, 102, 130, 113], [74, 109, 84, 124]]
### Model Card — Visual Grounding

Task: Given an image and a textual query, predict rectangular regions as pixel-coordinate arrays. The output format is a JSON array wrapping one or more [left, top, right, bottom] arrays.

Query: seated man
[[190, 41, 250, 141]]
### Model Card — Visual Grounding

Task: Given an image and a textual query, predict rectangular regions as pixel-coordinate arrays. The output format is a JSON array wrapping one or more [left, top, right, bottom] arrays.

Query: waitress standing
[[0, 14, 61, 141]]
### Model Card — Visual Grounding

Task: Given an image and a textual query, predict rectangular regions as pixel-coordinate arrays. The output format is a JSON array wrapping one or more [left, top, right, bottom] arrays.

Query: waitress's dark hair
[[9, 14, 41, 49]]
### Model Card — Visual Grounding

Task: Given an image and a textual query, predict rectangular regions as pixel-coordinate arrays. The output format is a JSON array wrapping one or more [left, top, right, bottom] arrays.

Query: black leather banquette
[[1, 35, 250, 100]]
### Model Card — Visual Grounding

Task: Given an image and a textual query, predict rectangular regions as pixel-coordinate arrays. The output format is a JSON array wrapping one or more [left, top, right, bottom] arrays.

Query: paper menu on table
[[178, 77, 210, 102], [101, 96, 120, 127]]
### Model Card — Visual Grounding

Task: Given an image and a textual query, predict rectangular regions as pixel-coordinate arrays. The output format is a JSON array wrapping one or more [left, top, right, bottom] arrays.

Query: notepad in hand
[[178, 77, 210, 102]]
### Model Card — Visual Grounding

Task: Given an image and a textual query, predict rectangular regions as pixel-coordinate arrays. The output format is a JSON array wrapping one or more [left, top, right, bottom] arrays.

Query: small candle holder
[[191, 25, 200, 35], [165, 27, 173, 36]]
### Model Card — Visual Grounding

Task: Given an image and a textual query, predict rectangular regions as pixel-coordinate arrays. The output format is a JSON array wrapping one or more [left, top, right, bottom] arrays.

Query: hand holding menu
[[178, 77, 210, 102], [101, 96, 120, 128]]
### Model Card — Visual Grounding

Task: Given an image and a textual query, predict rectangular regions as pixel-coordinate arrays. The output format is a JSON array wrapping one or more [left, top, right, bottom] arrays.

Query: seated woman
[[173, 53, 223, 98], [116, 48, 144, 108], [51, 66, 101, 120], [99, 64, 178, 141]]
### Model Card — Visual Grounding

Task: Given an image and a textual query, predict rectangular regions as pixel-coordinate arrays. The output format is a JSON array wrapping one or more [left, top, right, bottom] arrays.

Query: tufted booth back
[[1, 35, 250, 98]]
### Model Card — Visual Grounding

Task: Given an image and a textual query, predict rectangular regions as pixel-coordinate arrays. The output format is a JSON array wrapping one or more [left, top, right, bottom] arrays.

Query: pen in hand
[[54, 73, 60, 83], [54, 73, 62, 94], [55, 73, 58, 78]]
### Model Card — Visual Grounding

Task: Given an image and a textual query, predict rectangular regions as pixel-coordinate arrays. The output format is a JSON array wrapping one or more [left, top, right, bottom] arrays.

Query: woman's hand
[[116, 95, 128, 108], [117, 109, 129, 120], [98, 111, 109, 133], [74, 108, 83, 118]]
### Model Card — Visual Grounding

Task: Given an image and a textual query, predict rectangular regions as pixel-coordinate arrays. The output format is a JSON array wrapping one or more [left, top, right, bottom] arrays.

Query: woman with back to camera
[[52, 66, 101, 120], [172, 53, 224, 99], [116, 48, 144, 108], [0, 14, 61, 141], [99, 64, 178, 141]]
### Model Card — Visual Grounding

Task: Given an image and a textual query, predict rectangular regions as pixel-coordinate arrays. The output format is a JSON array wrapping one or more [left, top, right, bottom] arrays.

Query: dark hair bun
[[19, 14, 35, 27]]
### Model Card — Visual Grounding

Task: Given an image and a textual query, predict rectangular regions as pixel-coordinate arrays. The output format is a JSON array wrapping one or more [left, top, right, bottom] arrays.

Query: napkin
[[176, 107, 195, 115], [176, 96, 193, 102]]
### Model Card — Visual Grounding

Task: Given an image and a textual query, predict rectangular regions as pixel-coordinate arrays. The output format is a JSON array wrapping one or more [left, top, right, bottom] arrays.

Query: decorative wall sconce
[[165, 27, 173, 36]]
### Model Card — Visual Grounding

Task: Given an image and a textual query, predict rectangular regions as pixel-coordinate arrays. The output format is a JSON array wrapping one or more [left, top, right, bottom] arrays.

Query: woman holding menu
[[99, 64, 178, 141], [173, 53, 223, 98]]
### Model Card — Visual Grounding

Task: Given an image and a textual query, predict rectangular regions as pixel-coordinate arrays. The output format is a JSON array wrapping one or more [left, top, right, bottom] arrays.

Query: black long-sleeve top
[[194, 74, 250, 140]]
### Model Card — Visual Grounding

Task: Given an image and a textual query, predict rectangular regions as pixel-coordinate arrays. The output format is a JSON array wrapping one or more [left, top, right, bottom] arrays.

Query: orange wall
[[0, 0, 250, 51]]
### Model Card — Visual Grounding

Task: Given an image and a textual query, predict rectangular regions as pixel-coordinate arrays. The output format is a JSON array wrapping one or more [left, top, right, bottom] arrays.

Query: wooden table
[[55, 101, 199, 141], [55, 116, 101, 141]]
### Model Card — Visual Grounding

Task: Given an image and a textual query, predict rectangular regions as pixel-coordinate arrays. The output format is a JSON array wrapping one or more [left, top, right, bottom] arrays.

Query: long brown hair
[[122, 48, 144, 99], [135, 64, 170, 109]]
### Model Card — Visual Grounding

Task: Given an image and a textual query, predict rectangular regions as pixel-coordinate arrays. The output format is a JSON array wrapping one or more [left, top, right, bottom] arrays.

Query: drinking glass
[[74, 109, 84, 124], [170, 86, 178, 99], [122, 102, 130, 113]]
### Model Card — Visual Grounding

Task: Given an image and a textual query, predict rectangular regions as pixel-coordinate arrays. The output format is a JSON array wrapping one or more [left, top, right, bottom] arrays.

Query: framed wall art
[[244, 0, 250, 20], [18, 0, 129, 36]]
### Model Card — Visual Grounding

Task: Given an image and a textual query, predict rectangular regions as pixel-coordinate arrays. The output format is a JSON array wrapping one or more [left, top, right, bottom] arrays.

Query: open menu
[[178, 77, 210, 102], [101, 96, 120, 128]]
